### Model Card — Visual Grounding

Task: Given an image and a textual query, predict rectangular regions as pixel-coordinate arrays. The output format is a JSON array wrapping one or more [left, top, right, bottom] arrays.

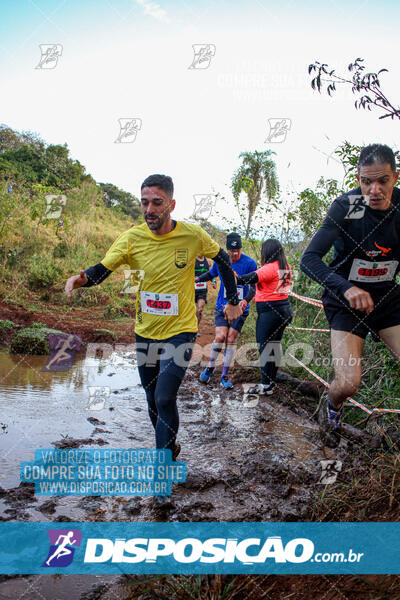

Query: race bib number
[[348, 259, 399, 283], [224, 286, 244, 300], [195, 281, 207, 290], [140, 291, 179, 316]]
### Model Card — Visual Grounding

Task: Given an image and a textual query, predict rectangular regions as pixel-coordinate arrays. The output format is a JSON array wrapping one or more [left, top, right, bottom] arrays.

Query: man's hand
[[344, 286, 374, 314], [239, 299, 248, 312], [224, 302, 243, 323], [212, 280, 217, 289], [65, 270, 88, 299], [195, 276, 199, 283]]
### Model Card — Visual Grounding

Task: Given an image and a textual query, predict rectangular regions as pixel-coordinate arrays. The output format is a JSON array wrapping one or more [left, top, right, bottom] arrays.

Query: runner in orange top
[[236, 239, 293, 395]]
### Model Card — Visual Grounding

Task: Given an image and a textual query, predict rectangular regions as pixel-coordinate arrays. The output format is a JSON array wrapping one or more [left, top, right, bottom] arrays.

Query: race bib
[[195, 281, 207, 290], [140, 291, 179, 316], [348, 259, 399, 283], [224, 286, 244, 300]]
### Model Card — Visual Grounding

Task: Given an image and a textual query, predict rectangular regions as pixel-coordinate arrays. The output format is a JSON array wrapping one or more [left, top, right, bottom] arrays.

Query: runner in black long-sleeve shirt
[[300, 144, 400, 447]]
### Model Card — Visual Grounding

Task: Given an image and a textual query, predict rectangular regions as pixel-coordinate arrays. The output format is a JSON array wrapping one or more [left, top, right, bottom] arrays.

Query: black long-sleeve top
[[300, 187, 400, 301]]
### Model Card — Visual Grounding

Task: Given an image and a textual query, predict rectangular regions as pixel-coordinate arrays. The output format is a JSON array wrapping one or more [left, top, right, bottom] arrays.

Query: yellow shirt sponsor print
[[101, 222, 220, 339]]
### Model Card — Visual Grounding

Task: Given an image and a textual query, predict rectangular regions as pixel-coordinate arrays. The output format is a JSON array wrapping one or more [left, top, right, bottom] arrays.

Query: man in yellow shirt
[[65, 174, 242, 504]]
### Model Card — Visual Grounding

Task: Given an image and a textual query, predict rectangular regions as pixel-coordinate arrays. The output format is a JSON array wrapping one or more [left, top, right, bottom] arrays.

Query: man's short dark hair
[[141, 174, 174, 196], [358, 144, 397, 174]]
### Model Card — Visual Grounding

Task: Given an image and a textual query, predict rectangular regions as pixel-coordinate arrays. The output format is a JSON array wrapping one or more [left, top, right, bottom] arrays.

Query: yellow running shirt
[[101, 221, 220, 340]]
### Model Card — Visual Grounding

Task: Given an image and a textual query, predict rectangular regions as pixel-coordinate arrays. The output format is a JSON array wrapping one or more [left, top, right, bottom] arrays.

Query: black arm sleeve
[[211, 248, 239, 303], [244, 283, 256, 303], [197, 271, 214, 283], [82, 263, 112, 287], [300, 198, 354, 297], [236, 272, 259, 285]]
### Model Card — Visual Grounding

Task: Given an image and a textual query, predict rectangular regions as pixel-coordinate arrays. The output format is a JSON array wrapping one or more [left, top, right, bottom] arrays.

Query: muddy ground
[[0, 296, 400, 599]]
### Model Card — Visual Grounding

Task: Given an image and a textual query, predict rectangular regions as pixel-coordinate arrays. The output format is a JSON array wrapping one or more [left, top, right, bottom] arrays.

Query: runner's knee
[[155, 392, 177, 413], [214, 333, 226, 343]]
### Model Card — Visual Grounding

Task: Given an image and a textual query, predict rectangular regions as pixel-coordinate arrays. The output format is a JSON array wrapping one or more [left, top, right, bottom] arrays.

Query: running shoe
[[153, 495, 172, 509], [220, 375, 233, 390], [318, 392, 343, 448], [200, 367, 214, 383], [172, 442, 181, 461], [247, 383, 275, 395]]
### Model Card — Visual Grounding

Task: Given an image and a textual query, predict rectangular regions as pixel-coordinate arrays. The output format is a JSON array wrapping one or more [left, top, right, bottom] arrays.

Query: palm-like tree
[[231, 150, 279, 239]]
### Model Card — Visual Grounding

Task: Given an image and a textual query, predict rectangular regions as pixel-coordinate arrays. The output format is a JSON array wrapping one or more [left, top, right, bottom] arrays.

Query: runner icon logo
[[188, 44, 216, 70], [319, 460, 342, 485], [87, 386, 111, 411], [115, 118, 142, 144], [265, 118, 291, 143], [42, 333, 82, 372], [44, 195, 67, 220], [345, 195, 368, 219], [191, 194, 216, 221], [35, 44, 63, 69], [121, 269, 145, 294], [42, 529, 82, 567]]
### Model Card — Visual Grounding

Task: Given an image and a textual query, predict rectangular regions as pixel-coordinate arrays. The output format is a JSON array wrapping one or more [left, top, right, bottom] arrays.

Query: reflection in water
[[0, 350, 144, 488]]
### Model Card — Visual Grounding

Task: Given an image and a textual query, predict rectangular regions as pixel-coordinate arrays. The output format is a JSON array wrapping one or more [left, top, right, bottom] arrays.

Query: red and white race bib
[[224, 286, 244, 300], [140, 291, 179, 316], [195, 281, 207, 290], [348, 259, 399, 283]]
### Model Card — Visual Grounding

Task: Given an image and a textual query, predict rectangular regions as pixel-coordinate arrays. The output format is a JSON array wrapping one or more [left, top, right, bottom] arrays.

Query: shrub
[[53, 241, 69, 258], [27, 256, 63, 289], [10, 326, 63, 354]]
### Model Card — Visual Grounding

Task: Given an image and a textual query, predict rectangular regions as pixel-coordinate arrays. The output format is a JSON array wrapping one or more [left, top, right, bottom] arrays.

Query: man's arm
[[236, 272, 258, 285], [65, 230, 130, 299], [300, 198, 374, 312], [244, 283, 256, 303], [211, 248, 239, 304], [300, 199, 355, 297], [198, 228, 241, 319], [65, 263, 112, 299], [82, 263, 112, 287], [197, 262, 217, 283]]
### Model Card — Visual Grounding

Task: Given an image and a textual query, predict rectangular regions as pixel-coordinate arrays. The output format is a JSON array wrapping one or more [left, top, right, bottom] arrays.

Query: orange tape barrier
[[287, 353, 400, 415]]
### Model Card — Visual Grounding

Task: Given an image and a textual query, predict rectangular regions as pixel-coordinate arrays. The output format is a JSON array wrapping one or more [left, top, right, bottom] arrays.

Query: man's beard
[[145, 213, 168, 231]]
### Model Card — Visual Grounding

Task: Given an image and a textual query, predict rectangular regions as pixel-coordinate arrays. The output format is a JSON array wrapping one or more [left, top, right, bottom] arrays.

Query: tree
[[0, 129, 94, 190], [0, 124, 45, 153], [99, 182, 141, 220], [297, 177, 342, 237], [308, 58, 400, 120], [334, 141, 400, 189], [231, 150, 279, 239]]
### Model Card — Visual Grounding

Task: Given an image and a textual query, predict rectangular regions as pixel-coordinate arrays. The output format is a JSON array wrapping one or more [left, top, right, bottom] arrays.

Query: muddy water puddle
[[0, 349, 330, 521], [0, 349, 331, 597]]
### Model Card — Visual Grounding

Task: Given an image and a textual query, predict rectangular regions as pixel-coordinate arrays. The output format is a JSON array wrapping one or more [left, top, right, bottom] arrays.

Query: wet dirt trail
[[0, 308, 344, 599], [0, 347, 330, 524]]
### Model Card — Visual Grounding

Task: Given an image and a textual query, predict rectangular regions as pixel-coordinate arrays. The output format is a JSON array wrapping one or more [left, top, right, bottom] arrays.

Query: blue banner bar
[[0, 522, 399, 574]]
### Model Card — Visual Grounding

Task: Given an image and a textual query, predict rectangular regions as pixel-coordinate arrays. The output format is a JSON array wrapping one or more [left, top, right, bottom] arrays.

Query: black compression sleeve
[[197, 271, 214, 283], [236, 271, 259, 285], [211, 248, 238, 303], [244, 283, 256, 303], [300, 198, 354, 297], [82, 263, 112, 287]]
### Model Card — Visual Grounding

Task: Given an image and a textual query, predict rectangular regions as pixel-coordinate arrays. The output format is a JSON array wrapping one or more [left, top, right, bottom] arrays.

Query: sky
[[1, 0, 400, 226]]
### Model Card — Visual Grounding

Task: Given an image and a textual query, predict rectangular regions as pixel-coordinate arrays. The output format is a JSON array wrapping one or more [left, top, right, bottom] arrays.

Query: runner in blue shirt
[[196, 232, 257, 389]]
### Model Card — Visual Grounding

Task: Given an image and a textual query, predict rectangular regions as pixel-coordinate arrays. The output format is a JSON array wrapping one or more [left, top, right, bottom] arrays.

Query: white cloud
[[134, 0, 170, 23]]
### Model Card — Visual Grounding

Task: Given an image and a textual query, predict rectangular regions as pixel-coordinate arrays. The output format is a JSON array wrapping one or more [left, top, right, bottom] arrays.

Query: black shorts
[[322, 288, 400, 340], [195, 290, 207, 304], [214, 307, 248, 333]]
